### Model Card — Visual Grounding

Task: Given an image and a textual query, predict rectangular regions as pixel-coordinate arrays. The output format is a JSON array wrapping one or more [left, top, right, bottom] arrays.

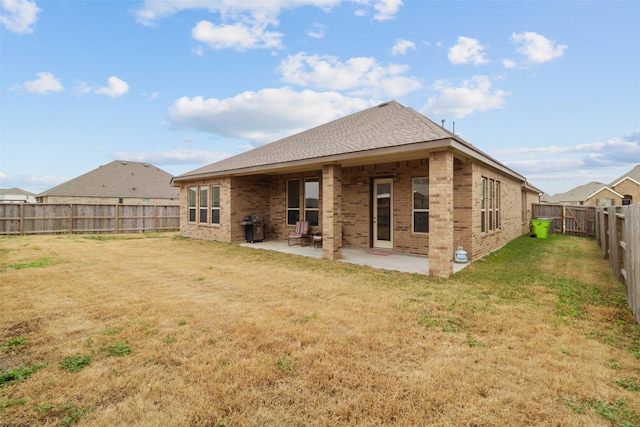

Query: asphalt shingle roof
[[546, 163, 639, 203], [611, 163, 640, 186], [38, 161, 179, 199], [176, 101, 458, 179], [0, 188, 36, 196]]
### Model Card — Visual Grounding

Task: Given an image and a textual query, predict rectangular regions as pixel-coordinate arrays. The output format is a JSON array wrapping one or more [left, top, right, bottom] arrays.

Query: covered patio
[[239, 239, 469, 275]]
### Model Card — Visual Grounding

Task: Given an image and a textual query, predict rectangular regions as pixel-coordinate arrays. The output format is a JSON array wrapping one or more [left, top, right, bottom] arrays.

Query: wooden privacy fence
[[0, 203, 180, 235], [595, 204, 640, 325], [532, 204, 596, 237]]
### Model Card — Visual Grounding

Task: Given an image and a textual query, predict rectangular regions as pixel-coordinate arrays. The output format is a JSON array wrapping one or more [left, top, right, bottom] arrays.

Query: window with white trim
[[480, 178, 486, 233], [210, 185, 220, 225], [495, 181, 501, 229], [199, 186, 208, 223], [489, 179, 495, 231], [481, 177, 501, 232], [188, 187, 197, 223], [413, 177, 429, 233], [304, 177, 319, 227], [287, 179, 300, 225]]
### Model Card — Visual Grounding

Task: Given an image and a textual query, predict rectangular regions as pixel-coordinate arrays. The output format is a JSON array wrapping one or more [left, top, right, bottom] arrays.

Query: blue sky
[[1, 0, 639, 196]]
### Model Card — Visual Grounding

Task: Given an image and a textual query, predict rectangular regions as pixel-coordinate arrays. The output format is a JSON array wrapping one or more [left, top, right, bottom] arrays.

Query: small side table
[[312, 234, 323, 248]]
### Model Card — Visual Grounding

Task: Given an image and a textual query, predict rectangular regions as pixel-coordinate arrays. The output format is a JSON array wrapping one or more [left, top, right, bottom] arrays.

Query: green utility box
[[530, 218, 552, 239]]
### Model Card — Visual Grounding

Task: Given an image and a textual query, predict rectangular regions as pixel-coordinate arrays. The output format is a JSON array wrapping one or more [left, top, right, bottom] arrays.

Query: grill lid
[[240, 214, 264, 224]]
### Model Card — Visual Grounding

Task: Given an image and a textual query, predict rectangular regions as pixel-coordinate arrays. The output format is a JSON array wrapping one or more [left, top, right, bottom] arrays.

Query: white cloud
[[168, 87, 371, 143], [112, 149, 232, 166], [74, 80, 92, 95], [133, 0, 400, 25], [495, 130, 640, 193], [192, 45, 204, 56], [94, 76, 130, 98], [305, 22, 325, 39], [372, 0, 402, 21], [510, 31, 567, 64], [423, 75, 509, 118], [391, 38, 415, 56], [191, 19, 283, 50], [277, 52, 421, 98], [448, 36, 489, 65], [23, 72, 64, 94], [132, 1, 402, 51], [0, 0, 41, 34], [502, 58, 516, 69], [495, 131, 640, 160]]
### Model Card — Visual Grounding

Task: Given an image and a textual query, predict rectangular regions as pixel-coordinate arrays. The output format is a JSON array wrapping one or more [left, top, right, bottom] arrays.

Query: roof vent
[[121, 161, 127, 165], [378, 102, 389, 108], [143, 163, 149, 167]]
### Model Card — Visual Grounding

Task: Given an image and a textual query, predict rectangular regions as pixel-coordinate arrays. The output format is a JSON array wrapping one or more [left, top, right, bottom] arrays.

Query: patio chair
[[312, 231, 323, 248], [288, 221, 310, 246]]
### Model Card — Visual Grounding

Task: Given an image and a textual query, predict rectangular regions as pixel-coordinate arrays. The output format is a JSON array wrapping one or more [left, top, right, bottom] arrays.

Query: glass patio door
[[373, 178, 393, 249]]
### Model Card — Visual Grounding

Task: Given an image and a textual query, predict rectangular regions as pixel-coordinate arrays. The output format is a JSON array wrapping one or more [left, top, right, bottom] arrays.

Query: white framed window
[[495, 181, 501, 229], [480, 178, 486, 233], [287, 179, 300, 225], [210, 185, 220, 225], [481, 178, 501, 232], [304, 177, 319, 227], [188, 187, 197, 223], [199, 186, 208, 223], [413, 177, 429, 233], [489, 179, 495, 231]]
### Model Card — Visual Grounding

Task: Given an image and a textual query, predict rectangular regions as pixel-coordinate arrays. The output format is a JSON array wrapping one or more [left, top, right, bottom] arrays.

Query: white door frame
[[373, 178, 393, 249]]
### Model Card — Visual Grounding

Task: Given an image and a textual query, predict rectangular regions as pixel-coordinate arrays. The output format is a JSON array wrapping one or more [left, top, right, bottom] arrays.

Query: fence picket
[[533, 203, 639, 325], [0, 203, 180, 235]]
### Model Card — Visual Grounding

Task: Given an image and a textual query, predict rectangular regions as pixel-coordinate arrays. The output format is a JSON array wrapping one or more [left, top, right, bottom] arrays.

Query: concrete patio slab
[[239, 239, 469, 275]]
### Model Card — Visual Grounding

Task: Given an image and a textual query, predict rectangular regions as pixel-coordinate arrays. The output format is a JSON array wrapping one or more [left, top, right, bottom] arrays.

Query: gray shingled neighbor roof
[[546, 163, 640, 203], [611, 163, 640, 186], [547, 181, 618, 203], [0, 188, 36, 196], [175, 100, 529, 184], [38, 161, 179, 199]]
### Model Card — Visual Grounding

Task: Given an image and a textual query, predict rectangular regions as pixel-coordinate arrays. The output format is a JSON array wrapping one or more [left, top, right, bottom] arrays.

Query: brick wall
[[267, 171, 323, 241], [177, 177, 231, 241], [341, 159, 431, 254], [613, 179, 640, 204], [176, 156, 534, 264], [453, 158, 473, 256], [470, 163, 529, 260], [587, 188, 622, 207]]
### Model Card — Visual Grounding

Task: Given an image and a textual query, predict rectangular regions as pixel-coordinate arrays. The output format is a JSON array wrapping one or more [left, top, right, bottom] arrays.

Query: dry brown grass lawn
[[1, 233, 639, 426]]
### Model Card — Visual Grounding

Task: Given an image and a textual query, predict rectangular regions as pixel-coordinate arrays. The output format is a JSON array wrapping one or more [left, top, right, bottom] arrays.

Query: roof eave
[[172, 138, 453, 183], [173, 137, 529, 184]]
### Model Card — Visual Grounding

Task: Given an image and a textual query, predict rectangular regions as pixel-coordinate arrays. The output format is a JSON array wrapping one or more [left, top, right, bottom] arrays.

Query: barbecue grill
[[240, 214, 265, 243]]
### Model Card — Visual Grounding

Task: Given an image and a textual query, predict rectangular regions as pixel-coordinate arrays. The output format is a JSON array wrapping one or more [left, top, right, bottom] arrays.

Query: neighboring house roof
[[175, 100, 534, 188], [38, 161, 179, 199], [610, 163, 640, 188], [0, 188, 36, 196], [547, 163, 640, 204], [547, 181, 622, 203], [540, 193, 553, 203]]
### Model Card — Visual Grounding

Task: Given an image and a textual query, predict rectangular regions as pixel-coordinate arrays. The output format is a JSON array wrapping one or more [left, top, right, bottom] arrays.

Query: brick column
[[322, 163, 342, 260], [429, 150, 454, 278]]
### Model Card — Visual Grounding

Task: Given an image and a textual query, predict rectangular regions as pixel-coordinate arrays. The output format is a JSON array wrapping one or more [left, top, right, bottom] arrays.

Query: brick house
[[545, 164, 639, 206], [173, 101, 540, 278], [37, 160, 180, 205], [610, 164, 640, 206]]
